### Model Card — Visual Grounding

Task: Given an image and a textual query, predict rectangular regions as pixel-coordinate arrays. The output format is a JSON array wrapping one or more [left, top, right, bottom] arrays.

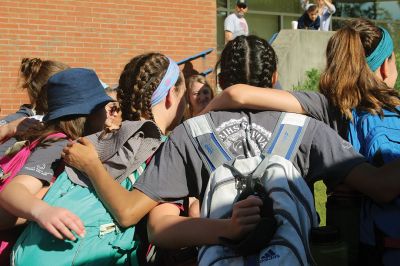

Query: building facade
[[0, 0, 217, 117], [217, 0, 400, 50], [1, 0, 399, 117]]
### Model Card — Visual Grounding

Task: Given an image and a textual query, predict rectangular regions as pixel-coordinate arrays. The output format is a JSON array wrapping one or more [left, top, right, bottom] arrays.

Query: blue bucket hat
[[43, 68, 114, 122]]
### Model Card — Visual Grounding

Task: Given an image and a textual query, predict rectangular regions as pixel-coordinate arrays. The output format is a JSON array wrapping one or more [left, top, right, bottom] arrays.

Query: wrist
[[84, 158, 105, 179], [30, 200, 49, 222], [219, 219, 239, 242]]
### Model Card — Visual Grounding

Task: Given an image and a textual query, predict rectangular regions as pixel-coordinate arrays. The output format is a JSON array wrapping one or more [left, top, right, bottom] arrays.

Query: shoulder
[[0, 105, 34, 125]]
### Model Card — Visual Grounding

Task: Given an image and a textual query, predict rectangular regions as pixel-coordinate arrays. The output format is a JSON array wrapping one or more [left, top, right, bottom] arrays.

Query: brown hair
[[118, 53, 183, 121], [19, 116, 87, 144], [307, 5, 318, 13], [20, 58, 70, 114], [319, 18, 400, 119]]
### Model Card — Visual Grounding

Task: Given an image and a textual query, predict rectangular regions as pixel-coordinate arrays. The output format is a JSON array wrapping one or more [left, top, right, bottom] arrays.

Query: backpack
[[348, 108, 400, 266], [184, 113, 318, 266], [0, 132, 66, 266], [11, 162, 147, 266], [0, 132, 66, 191]]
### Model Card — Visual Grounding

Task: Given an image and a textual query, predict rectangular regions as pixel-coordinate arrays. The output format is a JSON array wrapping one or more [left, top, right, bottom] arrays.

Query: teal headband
[[366, 27, 394, 72]]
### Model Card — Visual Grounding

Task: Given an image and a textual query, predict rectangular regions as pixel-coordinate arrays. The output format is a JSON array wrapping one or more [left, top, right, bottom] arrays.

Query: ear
[[165, 86, 176, 109], [272, 71, 279, 87], [379, 58, 389, 80]]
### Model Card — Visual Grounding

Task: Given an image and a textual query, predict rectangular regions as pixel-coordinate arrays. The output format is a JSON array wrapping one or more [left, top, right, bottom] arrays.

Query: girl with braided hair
[[204, 19, 399, 140], [61, 52, 191, 264], [203, 19, 400, 265]]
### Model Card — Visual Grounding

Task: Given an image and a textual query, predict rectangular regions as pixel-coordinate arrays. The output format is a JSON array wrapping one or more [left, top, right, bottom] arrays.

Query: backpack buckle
[[99, 223, 118, 237]]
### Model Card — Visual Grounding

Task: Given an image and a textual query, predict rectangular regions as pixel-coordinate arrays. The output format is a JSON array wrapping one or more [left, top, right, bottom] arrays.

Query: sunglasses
[[237, 3, 247, 9]]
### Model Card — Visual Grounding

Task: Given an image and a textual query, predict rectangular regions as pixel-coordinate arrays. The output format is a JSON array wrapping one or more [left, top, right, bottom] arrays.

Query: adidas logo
[[260, 249, 280, 263]]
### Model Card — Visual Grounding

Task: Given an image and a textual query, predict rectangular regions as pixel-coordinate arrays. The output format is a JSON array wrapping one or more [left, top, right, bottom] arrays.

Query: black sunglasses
[[237, 3, 247, 9]]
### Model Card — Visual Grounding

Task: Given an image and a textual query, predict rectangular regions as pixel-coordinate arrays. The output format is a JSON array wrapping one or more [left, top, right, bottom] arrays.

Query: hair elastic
[[366, 27, 393, 72], [151, 57, 180, 106]]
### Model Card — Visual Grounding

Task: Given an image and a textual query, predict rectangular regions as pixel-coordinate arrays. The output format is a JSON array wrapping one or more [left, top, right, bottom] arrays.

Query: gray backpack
[[184, 113, 318, 266]]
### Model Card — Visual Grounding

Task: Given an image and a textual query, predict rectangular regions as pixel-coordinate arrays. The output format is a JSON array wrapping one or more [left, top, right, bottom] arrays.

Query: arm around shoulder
[[344, 160, 400, 203], [202, 85, 305, 114]]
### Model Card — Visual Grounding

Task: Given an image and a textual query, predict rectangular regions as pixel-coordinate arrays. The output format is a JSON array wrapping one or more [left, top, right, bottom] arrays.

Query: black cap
[[236, 0, 247, 7]]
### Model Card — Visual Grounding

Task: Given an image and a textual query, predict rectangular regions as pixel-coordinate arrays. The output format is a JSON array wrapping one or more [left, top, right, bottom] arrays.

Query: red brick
[[0, 0, 217, 117]]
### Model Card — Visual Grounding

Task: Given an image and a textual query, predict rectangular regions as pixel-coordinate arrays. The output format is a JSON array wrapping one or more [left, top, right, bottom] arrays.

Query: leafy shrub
[[293, 68, 321, 91]]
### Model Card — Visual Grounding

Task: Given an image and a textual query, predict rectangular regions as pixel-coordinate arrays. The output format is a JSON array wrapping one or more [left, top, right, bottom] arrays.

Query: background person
[[298, 3, 320, 30], [224, 0, 249, 44], [301, 0, 336, 31], [183, 74, 214, 120]]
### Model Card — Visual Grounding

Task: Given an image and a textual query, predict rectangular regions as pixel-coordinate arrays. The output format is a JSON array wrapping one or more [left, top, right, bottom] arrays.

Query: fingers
[[44, 224, 65, 240], [44, 211, 86, 241], [234, 195, 263, 208], [77, 137, 93, 148], [65, 212, 85, 238], [53, 220, 77, 241]]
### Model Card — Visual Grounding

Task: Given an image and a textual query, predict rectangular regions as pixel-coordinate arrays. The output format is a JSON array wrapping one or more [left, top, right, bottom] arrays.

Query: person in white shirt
[[224, 0, 249, 43]]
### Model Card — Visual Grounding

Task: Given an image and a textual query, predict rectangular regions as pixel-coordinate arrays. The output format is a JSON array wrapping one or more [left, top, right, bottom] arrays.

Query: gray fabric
[[0, 105, 35, 126], [134, 110, 366, 202], [290, 91, 349, 139], [18, 139, 68, 184], [66, 120, 162, 187], [224, 13, 248, 39]]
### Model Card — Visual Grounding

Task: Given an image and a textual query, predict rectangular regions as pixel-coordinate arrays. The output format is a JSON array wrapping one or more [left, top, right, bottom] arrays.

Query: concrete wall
[[0, 0, 217, 117], [272, 29, 334, 90]]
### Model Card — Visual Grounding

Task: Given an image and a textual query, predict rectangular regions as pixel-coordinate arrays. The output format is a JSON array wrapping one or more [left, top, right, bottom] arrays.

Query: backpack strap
[[263, 113, 310, 160], [183, 114, 233, 173], [252, 113, 310, 179]]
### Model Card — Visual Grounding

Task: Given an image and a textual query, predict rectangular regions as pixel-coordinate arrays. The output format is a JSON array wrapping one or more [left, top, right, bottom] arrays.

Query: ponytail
[[320, 19, 400, 120]]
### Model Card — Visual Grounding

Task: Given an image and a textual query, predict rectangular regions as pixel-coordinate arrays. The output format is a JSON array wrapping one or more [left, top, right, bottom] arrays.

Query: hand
[[62, 137, 102, 174], [227, 195, 262, 241], [33, 204, 85, 241], [0, 117, 42, 143], [104, 102, 122, 132]]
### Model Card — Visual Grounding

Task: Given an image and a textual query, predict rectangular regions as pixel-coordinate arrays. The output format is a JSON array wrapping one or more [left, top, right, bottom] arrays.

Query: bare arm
[[62, 137, 158, 227], [201, 85, 305, 115], [323, 0, 336, 13], [147, 196, 262, 249], [0, 117, 42, 144], [0, 175, 84, 240], [225, 31, 233, 44], [344, 160, 400, 203]]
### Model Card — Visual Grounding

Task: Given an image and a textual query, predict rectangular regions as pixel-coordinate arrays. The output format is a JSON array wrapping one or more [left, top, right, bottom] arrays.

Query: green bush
[[395, 50, 400, 91], [293, 68, 321, 91]]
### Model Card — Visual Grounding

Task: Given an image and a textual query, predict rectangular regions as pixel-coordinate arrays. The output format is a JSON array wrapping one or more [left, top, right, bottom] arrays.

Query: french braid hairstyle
[[118, 53, 183, 121], [217, 35, 278, 90], [20, 58, 70, 114]]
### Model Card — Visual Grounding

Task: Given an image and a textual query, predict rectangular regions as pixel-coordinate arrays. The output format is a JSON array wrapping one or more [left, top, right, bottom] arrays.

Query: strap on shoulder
[[263, 112, 310, 161], [183, 114, 232, 173]]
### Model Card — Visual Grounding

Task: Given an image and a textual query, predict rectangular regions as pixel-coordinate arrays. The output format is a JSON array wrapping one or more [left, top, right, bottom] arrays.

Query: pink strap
[[0, 132, 68, 191]]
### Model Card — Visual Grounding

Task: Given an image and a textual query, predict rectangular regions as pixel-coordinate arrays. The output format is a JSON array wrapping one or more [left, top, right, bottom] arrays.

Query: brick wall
[[0, 0, 217, 117]]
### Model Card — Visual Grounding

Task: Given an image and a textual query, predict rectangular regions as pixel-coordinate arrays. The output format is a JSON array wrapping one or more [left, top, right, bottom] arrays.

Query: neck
[[150, 112, 167, 135]]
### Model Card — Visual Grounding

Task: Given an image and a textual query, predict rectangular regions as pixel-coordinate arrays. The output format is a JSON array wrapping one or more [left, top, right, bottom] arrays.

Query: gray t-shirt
[[17, 139, 68, 184], [224, 13, 248, 39], [0, 105, 36, 156], [134, 110, 365, 202], [0, 105, 35, 126], [291, 91, 349, 139]]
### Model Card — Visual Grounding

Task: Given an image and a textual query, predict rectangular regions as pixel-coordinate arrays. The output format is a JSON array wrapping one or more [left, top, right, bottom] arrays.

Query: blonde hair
[[319, 18, 400, 119], [183, 75, 215, 119]]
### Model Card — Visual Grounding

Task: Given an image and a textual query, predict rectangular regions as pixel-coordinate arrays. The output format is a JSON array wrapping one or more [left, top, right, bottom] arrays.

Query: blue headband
[[366, 27, 394, 72], [150, 57, 180, 106]]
